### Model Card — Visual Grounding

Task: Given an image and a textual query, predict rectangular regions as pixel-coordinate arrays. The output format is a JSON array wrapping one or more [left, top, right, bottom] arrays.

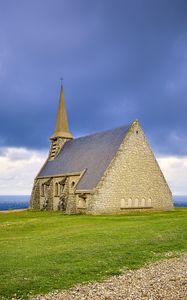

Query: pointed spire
[[51, 85, 73, 140]]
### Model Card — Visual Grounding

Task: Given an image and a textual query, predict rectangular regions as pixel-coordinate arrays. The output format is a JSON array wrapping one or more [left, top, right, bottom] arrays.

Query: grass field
[[0, 209, 187, 299]]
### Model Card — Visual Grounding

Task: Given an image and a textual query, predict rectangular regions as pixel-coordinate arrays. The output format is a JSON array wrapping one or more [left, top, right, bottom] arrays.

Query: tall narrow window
[[129, 198, 132, 207], [147, 198, 152, 207], [134, 198, 139, 207], [55, 182, 59, 197], [138, 199, 142, 207], [41, 184, 45, 197]]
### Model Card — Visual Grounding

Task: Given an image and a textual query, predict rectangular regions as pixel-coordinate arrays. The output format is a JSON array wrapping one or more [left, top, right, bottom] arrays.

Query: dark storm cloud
[[0, 0, 187, 154]]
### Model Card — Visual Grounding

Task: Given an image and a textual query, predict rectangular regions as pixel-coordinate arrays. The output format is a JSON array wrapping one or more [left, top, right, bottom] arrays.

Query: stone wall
[[29, 179, 40, 209], [30, 174, 81, 212], [32, 177, 53, 210], [53, 177, 68, 211], [88, 121, 173, 214], [66, 175, 80, 213], [75, 193, 92, 214]]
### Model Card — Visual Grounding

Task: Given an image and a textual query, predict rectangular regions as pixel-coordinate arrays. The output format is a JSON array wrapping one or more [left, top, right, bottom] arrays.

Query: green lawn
[[0, 209, 187, 299]]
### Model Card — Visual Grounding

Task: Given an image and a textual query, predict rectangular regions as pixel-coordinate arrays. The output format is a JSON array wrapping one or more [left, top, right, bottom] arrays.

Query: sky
[[0, 0, 187, 195]]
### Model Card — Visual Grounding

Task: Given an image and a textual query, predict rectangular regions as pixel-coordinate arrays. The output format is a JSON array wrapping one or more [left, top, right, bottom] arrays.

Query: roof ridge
[[71, 123, 131, 142]]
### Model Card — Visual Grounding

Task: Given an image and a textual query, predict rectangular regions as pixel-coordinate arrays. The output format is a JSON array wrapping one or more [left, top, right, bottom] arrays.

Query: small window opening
[[136, 130, 139, 134], [71, 181, 75, 187]]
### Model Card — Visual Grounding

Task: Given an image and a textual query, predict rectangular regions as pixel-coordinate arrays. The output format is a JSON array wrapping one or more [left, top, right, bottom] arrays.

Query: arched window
[[120, 199, 125, 208], [134, 198, 139, 207], [128, 198, 132, 207], [147, 198, 152, 207], [142, 198, 145, 207], [55, 182, 59, 197], [41, 184, 45, 197]]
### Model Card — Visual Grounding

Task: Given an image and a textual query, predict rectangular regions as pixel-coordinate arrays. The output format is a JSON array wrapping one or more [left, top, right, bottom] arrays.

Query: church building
[[30, 86, 173, 214]]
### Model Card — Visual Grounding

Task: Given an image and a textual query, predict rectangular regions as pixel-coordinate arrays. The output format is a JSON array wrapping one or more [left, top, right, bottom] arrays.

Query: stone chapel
[[30, 86, 173, 213]]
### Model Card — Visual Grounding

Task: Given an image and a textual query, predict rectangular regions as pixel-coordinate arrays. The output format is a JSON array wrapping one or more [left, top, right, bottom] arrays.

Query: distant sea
[[173, 195, 187, 208], [0, 195, 30, 211], [0, 195, 186, 211]]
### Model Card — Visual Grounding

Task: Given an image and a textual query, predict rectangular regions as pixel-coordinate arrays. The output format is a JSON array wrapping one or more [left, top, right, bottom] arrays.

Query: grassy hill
[[0, 209, 187, 299]]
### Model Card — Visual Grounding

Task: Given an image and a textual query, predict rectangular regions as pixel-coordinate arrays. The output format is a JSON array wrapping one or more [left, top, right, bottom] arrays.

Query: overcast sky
[[0, 0, 187, 195]]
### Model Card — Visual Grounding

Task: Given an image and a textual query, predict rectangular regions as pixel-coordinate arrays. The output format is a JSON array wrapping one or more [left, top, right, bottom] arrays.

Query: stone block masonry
[[89, 121, 173, 214]]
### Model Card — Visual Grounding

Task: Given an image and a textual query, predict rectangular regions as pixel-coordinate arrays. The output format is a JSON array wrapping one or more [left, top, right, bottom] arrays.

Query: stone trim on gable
[[37, 171, 82, 179]]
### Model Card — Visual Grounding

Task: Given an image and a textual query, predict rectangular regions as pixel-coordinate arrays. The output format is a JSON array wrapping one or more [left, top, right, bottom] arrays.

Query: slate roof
[[38, 125, 130, 190]]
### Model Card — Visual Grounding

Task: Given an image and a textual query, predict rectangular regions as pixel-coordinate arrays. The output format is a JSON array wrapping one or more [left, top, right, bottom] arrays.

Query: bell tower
[[49, 84, 73, 160]]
